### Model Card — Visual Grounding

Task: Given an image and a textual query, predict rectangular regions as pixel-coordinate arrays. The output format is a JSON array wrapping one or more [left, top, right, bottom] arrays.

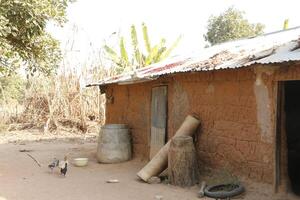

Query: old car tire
[[204, 183, 245, 199]]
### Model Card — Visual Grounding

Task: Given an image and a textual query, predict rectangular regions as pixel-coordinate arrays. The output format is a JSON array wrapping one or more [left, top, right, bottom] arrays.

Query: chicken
[[48, 158, 59, 172], [60, 163, 68, 176], [59, 155, 68, 177]]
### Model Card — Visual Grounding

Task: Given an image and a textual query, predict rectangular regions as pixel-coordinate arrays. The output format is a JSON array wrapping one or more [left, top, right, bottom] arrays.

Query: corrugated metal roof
[[87, 27, 300, 86]]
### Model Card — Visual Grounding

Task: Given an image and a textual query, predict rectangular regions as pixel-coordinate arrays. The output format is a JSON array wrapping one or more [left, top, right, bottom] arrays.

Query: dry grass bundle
[[19, 95, 49, 124], [48, 74, 104, 125], [40, 73, 104, 134]]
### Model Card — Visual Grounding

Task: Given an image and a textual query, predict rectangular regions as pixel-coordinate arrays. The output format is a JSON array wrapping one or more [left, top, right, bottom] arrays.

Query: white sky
[[48, 0, 300, 70]]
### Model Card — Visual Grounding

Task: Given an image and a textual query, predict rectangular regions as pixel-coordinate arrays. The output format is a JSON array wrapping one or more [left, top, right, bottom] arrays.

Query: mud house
[[88, 27, 300, 193]]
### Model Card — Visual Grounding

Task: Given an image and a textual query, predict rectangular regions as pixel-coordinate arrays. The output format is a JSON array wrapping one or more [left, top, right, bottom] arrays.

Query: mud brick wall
[[105, 67, 279, 184]]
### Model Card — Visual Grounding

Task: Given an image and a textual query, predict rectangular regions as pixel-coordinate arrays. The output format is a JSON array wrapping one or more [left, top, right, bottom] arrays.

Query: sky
[[48, 0, 300, 71]]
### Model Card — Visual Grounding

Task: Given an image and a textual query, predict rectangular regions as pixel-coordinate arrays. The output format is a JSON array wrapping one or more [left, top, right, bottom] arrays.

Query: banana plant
[[103, 23, 182, 74]]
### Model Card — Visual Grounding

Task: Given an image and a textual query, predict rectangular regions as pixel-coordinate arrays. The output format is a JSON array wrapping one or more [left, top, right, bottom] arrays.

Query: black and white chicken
[[48, 158, 59, 172], [60, 162, 68, 177], [59, 155, 68, 177]]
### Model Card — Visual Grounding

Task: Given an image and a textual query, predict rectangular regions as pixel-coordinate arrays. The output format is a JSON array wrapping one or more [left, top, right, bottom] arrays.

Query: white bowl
[[73, 158, 89, 167]]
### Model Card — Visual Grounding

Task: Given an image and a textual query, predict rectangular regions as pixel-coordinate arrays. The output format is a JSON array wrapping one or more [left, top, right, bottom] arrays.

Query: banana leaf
[[161, 35, 182, 59], [119, 37, 129, 66], [142, 23, 151, 54]]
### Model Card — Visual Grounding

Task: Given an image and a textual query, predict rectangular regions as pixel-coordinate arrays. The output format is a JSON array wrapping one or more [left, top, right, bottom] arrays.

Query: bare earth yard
[[0, 130, 298, 200]]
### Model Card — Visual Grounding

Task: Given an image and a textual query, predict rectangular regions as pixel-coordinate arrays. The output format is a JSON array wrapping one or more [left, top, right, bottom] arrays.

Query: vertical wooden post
[[274, 81, 281, 193]]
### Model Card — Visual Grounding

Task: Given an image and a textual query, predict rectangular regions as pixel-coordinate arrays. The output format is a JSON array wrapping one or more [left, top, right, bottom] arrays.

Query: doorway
[[284, 81, 300, 195], [150, 86, 167, 159]]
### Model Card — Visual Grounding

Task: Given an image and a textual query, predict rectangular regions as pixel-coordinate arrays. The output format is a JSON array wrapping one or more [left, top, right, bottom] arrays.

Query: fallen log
[[137, 115, 200, 182], [168, 136, 199, 187]]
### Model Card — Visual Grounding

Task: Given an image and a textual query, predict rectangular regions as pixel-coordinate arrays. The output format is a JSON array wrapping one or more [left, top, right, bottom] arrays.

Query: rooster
[[48, 158, 59, 172], [59, 155, 68, 177], [60, 162, 68, 176]]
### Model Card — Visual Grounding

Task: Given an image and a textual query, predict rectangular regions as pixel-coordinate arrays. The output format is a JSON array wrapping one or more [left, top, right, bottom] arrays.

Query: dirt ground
[[0, 130, 299, 200]]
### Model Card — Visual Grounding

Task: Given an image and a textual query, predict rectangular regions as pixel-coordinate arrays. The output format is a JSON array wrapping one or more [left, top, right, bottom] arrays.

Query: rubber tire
[[204, 183, 245, 199]]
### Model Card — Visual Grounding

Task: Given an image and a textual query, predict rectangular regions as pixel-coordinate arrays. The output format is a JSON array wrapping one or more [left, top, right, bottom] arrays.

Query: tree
[[104, 23, 182, 74], [204, 7, 265, 45], [0, 74, 25, 103], [0, 0, 73, 76]]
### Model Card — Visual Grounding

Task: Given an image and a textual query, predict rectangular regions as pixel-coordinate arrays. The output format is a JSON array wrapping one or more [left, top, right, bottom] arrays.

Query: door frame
[[274, 81, 291, 193], [274, 81, 283, 192]]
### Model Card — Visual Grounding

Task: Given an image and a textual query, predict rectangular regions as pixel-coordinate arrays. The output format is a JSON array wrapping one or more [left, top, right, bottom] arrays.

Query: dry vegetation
[[0, 66, 107, 135], [0, 22, 123, 136]]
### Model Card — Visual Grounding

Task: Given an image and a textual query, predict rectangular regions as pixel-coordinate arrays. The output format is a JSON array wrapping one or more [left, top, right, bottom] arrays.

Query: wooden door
[[150, 86, 167, 159]]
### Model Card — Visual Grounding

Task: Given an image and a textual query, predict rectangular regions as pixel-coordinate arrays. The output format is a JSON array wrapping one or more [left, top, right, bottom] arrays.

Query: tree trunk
[[168, 135, 199, 187]]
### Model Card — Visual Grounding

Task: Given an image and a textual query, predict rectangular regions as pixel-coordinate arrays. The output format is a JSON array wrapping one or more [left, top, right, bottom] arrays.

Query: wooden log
[[168, 136, 199, 187], [137, 115, 200, 182]]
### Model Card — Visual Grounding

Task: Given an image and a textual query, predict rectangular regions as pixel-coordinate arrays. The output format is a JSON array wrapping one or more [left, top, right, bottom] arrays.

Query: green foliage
[[204, 7, 265, 45], [142, 23, 151, 54], [119, 37, 129, 66], [104, 23, 182, 74], [0, 74, 25, 103], [0, 0, 73, 76], [103, 45, 119, 65]]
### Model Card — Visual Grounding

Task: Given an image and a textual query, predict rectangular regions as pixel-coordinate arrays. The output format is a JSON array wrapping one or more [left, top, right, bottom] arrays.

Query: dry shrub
[[1, 44, 108, 133], [50, 74, 103, 133], [19, 95, 49, 124], [47, 74, 105, 129], [56, 118, 87, 133], [7, 123, 35, 131], [4, 72, 105, 134], [0, 103, 23, 124]]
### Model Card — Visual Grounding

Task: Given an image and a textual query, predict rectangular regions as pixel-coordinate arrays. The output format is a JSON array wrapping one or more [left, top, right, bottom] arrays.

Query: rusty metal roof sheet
[[87, 27, 300, 86]]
